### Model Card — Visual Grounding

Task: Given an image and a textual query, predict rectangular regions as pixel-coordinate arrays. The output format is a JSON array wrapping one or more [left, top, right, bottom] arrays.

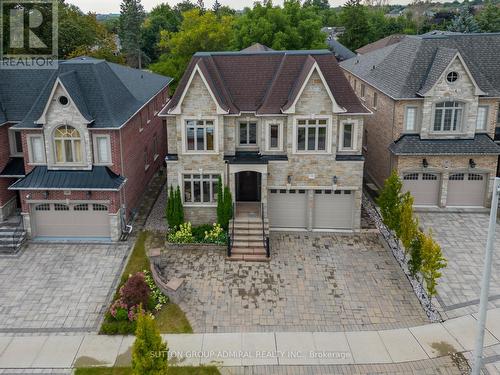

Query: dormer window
[[54, 125, 82, 163], [446, 71, 458, 83], [433, 101, 463, 132]]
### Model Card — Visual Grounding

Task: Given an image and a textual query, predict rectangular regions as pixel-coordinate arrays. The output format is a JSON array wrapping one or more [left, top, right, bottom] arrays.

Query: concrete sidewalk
[[0, 308, 499, 370]]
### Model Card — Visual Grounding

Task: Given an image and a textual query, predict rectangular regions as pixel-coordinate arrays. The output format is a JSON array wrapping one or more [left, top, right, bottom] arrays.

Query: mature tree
[[119, 0, 146, 68], [150, 9, 235, 86], [476, 0, 500, 32], [197, 0, 205, 12], [142, 4, 180, 63], [338, 0, 371, 51], [174, 0, 197, 14], [67, 35, 125, 64], [132, 311, 168, 375], [232, 0, 327, 51], [448, 3, 481, 32], [303, 0, 331, 10], [213, 0, 222, 13]]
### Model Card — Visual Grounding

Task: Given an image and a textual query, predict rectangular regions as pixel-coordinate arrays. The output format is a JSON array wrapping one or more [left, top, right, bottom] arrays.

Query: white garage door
[[313, 190, 354, 230], [268, 189, 307, 229], [447, 173, 486, 207], [32, 203, 111, 238], [402, 172, 440, 206]]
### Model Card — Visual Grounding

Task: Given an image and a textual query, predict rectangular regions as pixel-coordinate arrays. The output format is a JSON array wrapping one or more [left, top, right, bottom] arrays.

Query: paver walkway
[[418, 212, 500, 319], [0, 243, 130, 334], [159, 232, 428, 332], [0, 308, 498, 372]]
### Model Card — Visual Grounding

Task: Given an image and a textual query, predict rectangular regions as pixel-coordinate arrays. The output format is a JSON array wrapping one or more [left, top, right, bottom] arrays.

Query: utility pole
[[472, 177, 500, 375]]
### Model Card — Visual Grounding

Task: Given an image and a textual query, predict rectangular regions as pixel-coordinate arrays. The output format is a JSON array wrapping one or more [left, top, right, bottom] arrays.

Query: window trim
[[432, 101, 464, 133], [53, 125, 84, 165], [181, 116, 218, 154], [265, 120, 284, 152], [292, 116, 332, 154], [237, 120, 258, 147], [92, 134, 112, 165], [404, 105, 419, 133], [373, 92, 378, 110], [8, 128, 23, 157], [182, 173, 222, 207], [27, 134, 46, 165], [339, 120, 357, 151], [360, 83, 366, 99], [476, 105, 489, 132]]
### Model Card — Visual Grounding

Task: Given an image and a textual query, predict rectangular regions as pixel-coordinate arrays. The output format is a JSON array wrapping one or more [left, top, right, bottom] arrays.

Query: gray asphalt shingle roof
[[0, 57, 172, 129], [340, 32, 500, 99], [9, 166, 126, 190], [389, 134, 500, 155]]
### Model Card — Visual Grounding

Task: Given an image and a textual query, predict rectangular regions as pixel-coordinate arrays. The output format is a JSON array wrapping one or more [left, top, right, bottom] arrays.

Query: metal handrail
[[261, 202, 270, 258], [227, 202, 235, 257]]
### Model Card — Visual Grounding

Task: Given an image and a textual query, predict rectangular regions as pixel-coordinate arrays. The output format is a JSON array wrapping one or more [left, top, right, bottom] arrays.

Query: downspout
[[119, 129, 127, 225], [389, 98, 396, 175]]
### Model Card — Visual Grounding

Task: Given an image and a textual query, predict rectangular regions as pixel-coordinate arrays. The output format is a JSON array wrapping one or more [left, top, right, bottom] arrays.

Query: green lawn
[[75, 367, 221, 375], [101, 231, 192, 334]]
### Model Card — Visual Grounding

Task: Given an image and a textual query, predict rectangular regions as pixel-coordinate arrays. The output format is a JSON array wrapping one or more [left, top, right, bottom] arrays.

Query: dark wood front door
[[236, 171, 261, 202]]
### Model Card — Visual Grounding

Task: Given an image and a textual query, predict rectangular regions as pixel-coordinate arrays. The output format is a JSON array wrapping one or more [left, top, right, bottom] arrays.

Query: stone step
[[233, 235, 263, 243], [233, 228, 268, 235], [232, 240, 268, 248], [233, 222, 268, 230], [234, 218, 268, 224], [227, 254, 270, 262], [231, 246, 267, 255]]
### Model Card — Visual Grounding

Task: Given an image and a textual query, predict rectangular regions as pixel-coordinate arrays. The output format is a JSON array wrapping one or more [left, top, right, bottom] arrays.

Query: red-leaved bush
[[120, 272, 150, 309]]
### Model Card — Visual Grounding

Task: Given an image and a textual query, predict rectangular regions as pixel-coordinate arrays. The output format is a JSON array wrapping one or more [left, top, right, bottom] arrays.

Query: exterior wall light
[[422, 158, 429, 168], [43, 191, 49, 199], [333, 176, 338, 185], [469, 159, 476, 169], [86, 191, 92, 198], [287, 175, 292, 184]]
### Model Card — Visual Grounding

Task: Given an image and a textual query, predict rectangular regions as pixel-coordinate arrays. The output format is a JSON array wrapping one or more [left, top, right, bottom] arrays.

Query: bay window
[[433, 101, 463, 132], [183, 174, 219, 204], [186, 120, 214, 151], [296, 119, 327, 152], [239, 121, 257, 145]]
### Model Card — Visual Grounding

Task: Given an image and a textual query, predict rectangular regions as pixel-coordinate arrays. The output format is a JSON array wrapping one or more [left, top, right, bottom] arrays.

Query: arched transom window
[[433, 101, 463, 132], [54, 125, 82, 163]]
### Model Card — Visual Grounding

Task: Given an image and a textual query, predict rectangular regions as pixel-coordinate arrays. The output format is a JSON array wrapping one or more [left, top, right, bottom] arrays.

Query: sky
[[65, 0, 427, 14]]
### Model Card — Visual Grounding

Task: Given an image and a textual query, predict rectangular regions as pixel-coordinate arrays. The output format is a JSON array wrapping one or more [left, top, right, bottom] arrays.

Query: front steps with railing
[[228, 217, 270, 262], [0, 216, 27, 254]]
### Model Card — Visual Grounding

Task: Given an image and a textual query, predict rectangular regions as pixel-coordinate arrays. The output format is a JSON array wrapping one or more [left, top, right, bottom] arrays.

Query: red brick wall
[[21, 129, 43, 175], [0, 124, 12, 172]]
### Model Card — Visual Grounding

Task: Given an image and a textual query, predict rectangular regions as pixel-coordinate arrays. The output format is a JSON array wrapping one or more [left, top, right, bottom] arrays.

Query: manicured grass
[[155, 302, 193, 333], [75, 367, 221, 375], [101, 231, 193, 335]]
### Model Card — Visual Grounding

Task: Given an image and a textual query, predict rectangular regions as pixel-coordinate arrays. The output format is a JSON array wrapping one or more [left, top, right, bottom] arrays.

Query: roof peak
[[194, 49, 332, 57]]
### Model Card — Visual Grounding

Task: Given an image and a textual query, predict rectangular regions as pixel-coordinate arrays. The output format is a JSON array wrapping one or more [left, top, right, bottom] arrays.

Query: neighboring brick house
[[341, 32, 500, 208], [159, 47, 370, 236], [0, 57, 171, 241]]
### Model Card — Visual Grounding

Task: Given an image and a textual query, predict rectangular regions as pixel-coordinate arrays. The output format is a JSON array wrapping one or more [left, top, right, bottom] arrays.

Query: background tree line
[[24, 0, 498, 84]]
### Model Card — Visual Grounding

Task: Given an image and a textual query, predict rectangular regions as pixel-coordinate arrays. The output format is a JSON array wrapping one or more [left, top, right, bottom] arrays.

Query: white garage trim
[[447, 172, 487, 207]]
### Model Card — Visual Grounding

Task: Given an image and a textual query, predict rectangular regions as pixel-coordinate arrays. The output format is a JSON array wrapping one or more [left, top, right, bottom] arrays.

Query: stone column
[[439, 172, 449, 208], [307, 189, 314, 231], [261, 172, 268, 218], [353, 189, 362, 230]]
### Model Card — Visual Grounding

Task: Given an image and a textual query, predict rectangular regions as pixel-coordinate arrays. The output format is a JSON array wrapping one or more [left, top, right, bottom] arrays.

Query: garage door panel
[[268, 190, 307, 229], [314, 190, 353, 229], [32, 203, 111, 238], [447, 173, 486, 207], [403, 173, 440, 206]]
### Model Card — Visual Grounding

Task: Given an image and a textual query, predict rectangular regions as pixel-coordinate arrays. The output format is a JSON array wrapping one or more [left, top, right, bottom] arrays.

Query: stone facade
[[342, 57, 500, 208], [165, 65, 365, 230]]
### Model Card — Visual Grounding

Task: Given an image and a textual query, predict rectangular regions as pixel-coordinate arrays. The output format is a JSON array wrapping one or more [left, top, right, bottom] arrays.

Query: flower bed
[[101, 270, 169, 335], [167, 222, 228, 246]]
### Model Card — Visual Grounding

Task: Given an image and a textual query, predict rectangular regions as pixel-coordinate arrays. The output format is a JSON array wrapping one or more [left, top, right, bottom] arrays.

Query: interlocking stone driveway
[[160, 232, 428, 333], [0, 243, 130, 334], [418, 212, 500, 319]]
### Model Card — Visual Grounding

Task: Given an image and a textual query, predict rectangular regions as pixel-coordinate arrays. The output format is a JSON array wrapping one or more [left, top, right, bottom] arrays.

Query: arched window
[[54, 125, 82, 163], [433, 101, 463, 132]]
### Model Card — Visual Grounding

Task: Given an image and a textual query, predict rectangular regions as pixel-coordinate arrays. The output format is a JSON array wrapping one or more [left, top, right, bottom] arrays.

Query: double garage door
[[403, 172, 486, 207], [31, 202, 111, 238], [268, 189, 354, 230]]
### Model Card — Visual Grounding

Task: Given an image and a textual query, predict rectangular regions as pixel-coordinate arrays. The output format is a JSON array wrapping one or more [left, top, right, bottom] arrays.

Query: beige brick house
[[160, 47, 370, 240], [341, 32, 500, 208]]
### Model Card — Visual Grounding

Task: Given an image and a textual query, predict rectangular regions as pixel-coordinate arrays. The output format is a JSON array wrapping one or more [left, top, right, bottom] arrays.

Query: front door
[[236, 171, 261, 202]]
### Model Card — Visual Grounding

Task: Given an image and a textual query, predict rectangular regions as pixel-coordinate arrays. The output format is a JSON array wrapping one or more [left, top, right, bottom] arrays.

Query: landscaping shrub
[[166, 185, 184, 229], [192, 224, 213, 242], [216, 177, 233, 230], [120, 273, 151, 309], [204, 223, 227, 245], [167, 222, 194, 243], [101, 315, 137, 335], [132, 311, 169, 375], [143, 270, 169, 311], [377, 170, 403, 233]]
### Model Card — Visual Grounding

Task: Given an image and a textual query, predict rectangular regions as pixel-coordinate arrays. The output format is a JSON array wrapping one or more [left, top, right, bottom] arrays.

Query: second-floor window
[[476, 105, 489, 131], [9, 130, 23, 156], [239, 121, 257, 146], [186, 120, 214, 151], [340, 123, 355, 150], [93, 135, 111, 164], [297, 119, 327, 152], [433, 101, 463, 132], [405, 106, 418, 132], [360, 84, 366, 99], [28, 135, 45, 164], [373, 92, 378, 109], [54, 125, 82, 163]]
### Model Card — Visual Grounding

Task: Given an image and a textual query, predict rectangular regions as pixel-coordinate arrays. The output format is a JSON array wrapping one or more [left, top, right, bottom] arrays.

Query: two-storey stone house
[[0, 57, 171, 241], [160, 47, 370, 237], [341, 32, 500, 207]]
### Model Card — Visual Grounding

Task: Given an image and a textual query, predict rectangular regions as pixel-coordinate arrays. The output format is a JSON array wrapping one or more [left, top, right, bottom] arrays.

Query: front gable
[[282, 63, 346, 115], [169, 65, 228, 115]]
